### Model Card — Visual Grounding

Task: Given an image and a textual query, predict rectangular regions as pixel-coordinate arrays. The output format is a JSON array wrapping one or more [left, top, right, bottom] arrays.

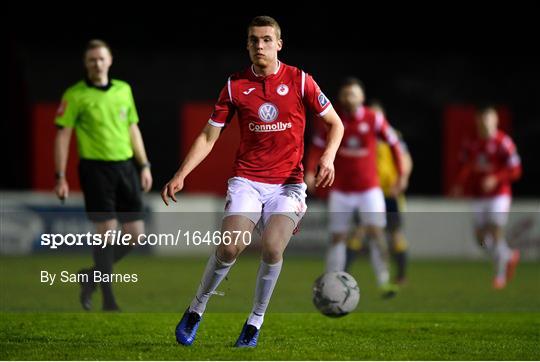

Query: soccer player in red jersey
[[161, 16, 343, 347], [453, 106, 522, 289], [306, 78, 404, 298]]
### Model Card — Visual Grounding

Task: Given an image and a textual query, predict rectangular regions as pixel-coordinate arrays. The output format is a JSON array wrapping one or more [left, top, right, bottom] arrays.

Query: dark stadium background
[[7, 6, 540, 196], [3, 7, 540, 360]]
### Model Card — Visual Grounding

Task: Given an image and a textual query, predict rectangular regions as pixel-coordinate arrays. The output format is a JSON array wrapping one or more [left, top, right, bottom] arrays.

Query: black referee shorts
[[385, 197, 402, 232], [79, 159, 144, 223]]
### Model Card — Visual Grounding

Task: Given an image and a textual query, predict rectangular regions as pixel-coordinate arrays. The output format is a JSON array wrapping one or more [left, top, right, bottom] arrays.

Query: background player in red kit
[[306, 78, 403, 298], [453, 106, 522, 289], [161, 16, 343, 347]]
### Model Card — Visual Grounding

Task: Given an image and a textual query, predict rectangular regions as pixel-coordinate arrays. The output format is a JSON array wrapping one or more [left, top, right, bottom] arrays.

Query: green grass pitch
[[1, 254, 539, 360]]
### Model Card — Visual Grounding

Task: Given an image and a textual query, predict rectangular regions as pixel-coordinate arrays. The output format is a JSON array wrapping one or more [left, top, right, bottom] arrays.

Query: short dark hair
[[340, 77, 364, 91], [248, 16, 281, 40], [85, 39, 112, 56], [477, 103, 497, 115]]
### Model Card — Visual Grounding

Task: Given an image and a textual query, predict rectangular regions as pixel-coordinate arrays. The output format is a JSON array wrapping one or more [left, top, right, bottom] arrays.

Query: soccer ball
[[312, 271, 360, 317]]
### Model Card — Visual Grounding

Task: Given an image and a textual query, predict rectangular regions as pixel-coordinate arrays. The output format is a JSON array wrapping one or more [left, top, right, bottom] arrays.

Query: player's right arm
[[161, 81, 234, 206], [161, 124, 221, 205], [54, 127, 73, 200], [54, 89, 78, 201]]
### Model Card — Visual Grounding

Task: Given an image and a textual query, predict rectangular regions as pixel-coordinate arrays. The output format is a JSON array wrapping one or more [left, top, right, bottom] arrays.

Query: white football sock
[[189, 251, 235, 316], [483, 234, 496, 260], [495, 237, 512, 279], [247, 259, 283, 329], [325, 242, 346, 272], [368, 237, 390, 286]]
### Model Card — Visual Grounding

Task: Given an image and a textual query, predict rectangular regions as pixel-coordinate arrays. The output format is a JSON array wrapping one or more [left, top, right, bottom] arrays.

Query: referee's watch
[[140, 162, 151, 170]]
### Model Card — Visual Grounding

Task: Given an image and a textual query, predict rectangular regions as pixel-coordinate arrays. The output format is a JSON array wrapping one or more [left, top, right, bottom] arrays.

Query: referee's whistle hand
[[55, 179, 69, 201], [161, 176, 184, 206]]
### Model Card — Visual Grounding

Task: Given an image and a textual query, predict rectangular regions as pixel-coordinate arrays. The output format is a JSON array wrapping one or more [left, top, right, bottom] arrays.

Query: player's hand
[[55, 178, 69, 201], [161, 174, 184, 206], [482, 175, 498, 193], [401, 177, 409, 193], [140, 168, 153, 193], [315, 154, 335, 188], [392, 177, 408, 196]]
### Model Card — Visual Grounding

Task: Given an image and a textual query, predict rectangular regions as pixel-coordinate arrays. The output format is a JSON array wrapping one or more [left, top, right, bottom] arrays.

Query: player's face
[[477, 109, 498, 138], [84, 47, 112, 79], [339, 84, 365, 112], [247, 26, 282, 68]]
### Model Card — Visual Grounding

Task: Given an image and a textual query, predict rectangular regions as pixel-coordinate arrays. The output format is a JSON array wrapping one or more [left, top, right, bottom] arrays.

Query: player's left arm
[[129, 124, 153, 192], [377, 117, 404, 194], [305, 143, 324, 194], [484, 136, 522, 191], [317, 108, 344, 188], [400, 141, 413, 192], [303, 73, 344, 188]]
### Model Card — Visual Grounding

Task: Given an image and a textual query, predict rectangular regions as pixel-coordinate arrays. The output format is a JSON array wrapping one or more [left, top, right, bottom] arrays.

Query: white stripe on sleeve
[[208, 119, 225, 128], [301, 71, 306, 98]]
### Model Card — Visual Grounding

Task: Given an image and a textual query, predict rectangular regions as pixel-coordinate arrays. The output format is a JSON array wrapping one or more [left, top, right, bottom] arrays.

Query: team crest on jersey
[[318, 93, 329, 107], [258, 103, 279, 123], [119, 106, 128, 121], [358, 122, 369, 134], [276, 84, 289, 96]]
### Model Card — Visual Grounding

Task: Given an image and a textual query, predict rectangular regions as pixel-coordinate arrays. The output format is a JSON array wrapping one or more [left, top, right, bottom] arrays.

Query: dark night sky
[[8, 3, 540, 53], [6, 4, 540, 195]]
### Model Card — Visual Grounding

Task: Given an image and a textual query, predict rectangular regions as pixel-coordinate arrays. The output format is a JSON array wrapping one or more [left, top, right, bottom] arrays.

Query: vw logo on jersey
[[347, 136, 361, 148], [276, 84, 289, 96], [258, 103, 279, 123]]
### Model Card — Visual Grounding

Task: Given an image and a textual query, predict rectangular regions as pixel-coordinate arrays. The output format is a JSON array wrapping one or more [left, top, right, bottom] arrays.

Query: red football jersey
[[457, 130, 521, 197], [209, 61, 332, 184], [310, 106, 402, 192]]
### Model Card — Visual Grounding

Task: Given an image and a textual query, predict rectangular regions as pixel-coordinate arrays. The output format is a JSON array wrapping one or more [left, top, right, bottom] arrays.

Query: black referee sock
[[93, 246, 117, 308], [113, 244, 134, 263], [393, 251, 408, 281]]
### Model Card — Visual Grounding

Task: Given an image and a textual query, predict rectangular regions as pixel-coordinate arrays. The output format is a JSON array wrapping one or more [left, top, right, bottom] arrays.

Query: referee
[[54, 39, 152, 311]]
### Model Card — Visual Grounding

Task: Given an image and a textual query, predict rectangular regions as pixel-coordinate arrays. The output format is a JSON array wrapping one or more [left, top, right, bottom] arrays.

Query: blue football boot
[[175, 308, 202, 346], [234, 321, 260, 348]]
